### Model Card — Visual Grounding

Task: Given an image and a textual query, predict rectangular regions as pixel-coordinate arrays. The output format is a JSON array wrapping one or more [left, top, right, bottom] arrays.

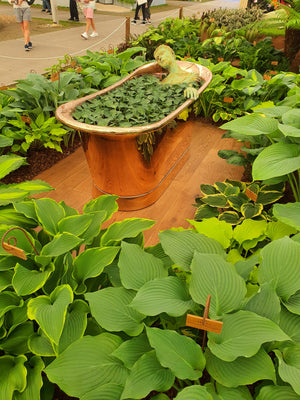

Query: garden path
[[34, 120, 244, 246]]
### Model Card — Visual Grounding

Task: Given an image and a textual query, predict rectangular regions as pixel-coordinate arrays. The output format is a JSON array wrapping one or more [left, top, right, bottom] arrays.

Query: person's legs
[[133, 4, 141, 21], [141, 3, 146, 22], [22, 20, 30, 44], [85, 17, 91, 33], [90, 18, 96, 31]]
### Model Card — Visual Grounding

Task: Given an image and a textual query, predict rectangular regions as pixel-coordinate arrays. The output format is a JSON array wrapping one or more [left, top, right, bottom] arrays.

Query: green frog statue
[[154, 44, 200, 100]]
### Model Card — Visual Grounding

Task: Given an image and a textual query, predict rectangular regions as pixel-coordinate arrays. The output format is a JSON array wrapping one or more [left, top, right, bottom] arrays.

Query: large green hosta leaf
[[57, 214, 94, 237], [0, 270, 13, 291], [28, 329, 56, 357], [275, 344, 300, 395], [0, 355, 27, 400], [0, 291, 23, 318], [0, 155, 26, 180], [33, 198, 65, 235], [220, 114, 278, 136], [112, 333, 152, 369], [27, 285, 73, 345], [130, 276, 195, 317], [146, 327, 205, 380], [85, 287, 145, 336], [273, 202, 300, 230], [121, 351, 174, 400], [14, 356, 44, 400], [252, 143, 300, 181], [73, 247, 119, 294], [101, 218, 155, 246], [12, 263, 54, 296], [83, 194, 118, 221], [279, 307, 300, 343], [159, 230, 225, 271], [119, 241, 167, 290], [45, 333, 128, 399], [0, 321, 34, 355], [81, 383, 124, 400], [188, 218, 233, 249], [256, 385, 300, 399], [206, 382, 252, 400], [208, 310, 290, 361], [12, 180, 53, 196], [259, 237, 300, 301], [39, 232, 83, 257], [283, 291, 300, 315], [205, 348, 275, 387], [189, 252, 246, 317], [174, 385, 213, 400], [0, 207, 37, 229]]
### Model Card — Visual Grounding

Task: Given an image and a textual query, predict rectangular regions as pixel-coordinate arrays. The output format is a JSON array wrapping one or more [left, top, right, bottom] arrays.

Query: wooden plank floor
[[35, 120, 244, 246]]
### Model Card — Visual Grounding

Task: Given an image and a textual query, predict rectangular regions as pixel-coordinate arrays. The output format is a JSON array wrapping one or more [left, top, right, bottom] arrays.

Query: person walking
[[81, 0, 98, 39], [69, 0, 79, 21], [145, 0, 153, 23], [131, 0, 147, 24], [41, 0, 51, 14], [10, 0, 32, 51]]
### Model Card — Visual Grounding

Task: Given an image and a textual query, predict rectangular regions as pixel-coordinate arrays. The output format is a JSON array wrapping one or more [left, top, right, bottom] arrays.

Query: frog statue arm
[[153, 44, 200, 100]]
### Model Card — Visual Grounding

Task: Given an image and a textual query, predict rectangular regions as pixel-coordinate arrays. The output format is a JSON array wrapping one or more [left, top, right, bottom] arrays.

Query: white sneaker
[[90, 31, 99, 38], [81, 32, 88, 39]]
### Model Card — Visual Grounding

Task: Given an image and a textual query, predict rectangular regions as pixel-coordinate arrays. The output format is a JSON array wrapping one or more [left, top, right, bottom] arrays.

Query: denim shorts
[[15, 7, 31, 23]]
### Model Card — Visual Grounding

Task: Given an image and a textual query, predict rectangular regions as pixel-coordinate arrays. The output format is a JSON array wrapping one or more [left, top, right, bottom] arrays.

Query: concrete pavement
[[0, 0, 239, 86]]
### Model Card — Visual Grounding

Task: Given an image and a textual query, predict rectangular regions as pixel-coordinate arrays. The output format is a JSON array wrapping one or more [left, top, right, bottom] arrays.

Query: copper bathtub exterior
[[55, 61, 212, 210]]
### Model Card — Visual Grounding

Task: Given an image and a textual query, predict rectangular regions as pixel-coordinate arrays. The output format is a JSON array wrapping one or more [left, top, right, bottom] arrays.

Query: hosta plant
[[0, 194, 299, 399]]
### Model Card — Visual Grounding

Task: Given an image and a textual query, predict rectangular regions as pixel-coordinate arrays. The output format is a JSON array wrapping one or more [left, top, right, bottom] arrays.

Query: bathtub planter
[[56, 61, 212, 210]]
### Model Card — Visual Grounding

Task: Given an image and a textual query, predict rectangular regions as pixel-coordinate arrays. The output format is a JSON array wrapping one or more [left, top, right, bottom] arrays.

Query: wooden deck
[[35, 120, 244, 246]]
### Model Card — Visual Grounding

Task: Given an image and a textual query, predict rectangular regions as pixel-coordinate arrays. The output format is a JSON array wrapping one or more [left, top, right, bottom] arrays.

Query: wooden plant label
[[21, 116, 31, 124], [271, 61, 278, 65], [245, 188, 257, 202], [223, 97, 233, 103], [2, 242, 27, 260], [186, 314, 223, 333], [263, 74, 271, 81], [270, 71, 277, 75]]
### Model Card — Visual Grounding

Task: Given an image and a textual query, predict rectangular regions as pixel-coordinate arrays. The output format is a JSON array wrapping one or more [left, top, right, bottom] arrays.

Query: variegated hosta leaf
[[27, 285, 73, 345], [283, 291, 300, 315], [241, 202, 263, 219], [256, 385, 300, 399], [12, 263, 54, 296], [57, 214, 94, 237], [189, 252, 246, 317], [130, 276, 195, 317], [33, 198, 65, 236], [0, 355, 27, 400], [0, 155, 26, 180], [174, 385, 213, 400], [259, 236, 300, 301], [28, 329, 56, 357], [73, 247, 119, 294], [14, 356, 44, 400], [273, 202, 300, 231], [45, 333, 128, 399], [0, 207, 37, 229], [112, 333, 152, 369], [205, 348, 275, 387], [188, 218, 233, 249], [208, 310, 290, 362], [119, 241, 167, 290], [256, 190, 284, 205], [83, 194, 118, 221], [159, 230, 225, 271], [146, 327, 205, 380], [12, 180, 53, 196], [121, 351, 174, 400], [85, 287, 145, 336], [0, 291, 23, 318], [244, 282, 281, 323], [14, 200, 38, 222], [202, 194, 228, 208], [275, 344, 300, 395], [279, 307, 300, 343], [100, 218, 155, 246], [40, 233, 83, 257], [218, 211, 241, 225], [194, 204, 219, 220]]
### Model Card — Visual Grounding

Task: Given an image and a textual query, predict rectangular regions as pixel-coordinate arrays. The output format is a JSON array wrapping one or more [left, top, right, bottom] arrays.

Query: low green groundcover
[[73, 75, 191, 127]]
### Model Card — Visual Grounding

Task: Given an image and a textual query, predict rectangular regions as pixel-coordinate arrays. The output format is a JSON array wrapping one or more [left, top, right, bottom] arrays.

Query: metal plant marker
[[1, 227, 39, 260], [186, 294, 223, 350]]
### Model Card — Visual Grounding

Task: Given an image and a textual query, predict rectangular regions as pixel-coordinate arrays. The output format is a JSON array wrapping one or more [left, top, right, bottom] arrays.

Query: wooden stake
[[125, 16, 130, 44]]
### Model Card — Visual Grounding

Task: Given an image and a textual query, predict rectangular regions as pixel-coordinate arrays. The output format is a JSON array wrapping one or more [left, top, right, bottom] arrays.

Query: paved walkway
[[0, 0, 239, 86]]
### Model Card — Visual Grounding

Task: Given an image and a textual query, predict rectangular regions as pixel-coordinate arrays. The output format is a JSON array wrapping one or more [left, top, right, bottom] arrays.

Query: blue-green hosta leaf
[[159, 230, 225, 271], [14, 356, 44, 400], [81, 383, 124, 400], [279, 307, 300, 343], [189, 253, 246, 317], [0, 270, 13, 291], [0, 155, 26, 180], [27, 285, 73, 345], [121, 351, 174, 400], [220, 114, 278, 136], [0, 291, 23, 318], [266, 220, 297, 241], [112, 333, 152, 369], [188, 218, 233, 249], [85, 287, 144, 336], [282, 109, 300, 128], [253, 106, 292, 118], [259, 237, 300, 301], [275, 344, 300, 395], [278, 123, 300, 137], [12, 263, 54, 296], [234, 254, 260, 280], [119, 241, 167, 290], [205, 348, 275, 387], [283, 291, 300, 315], [83, 194, 118, 221], [273, 202, 300, 231], [146, 327, 205, 380], [73, 247, 119, 294], [40, 233, 83, 257], [101, 218, 155, 246], [244, 282, 281, 323], [130, 276, 195, 317], [174, 385, 213, 400], [58, 300, 89, 353], [252, 143, 300, 181], [57, 214, 94, 237], [0, 321, 34, 355], [256, 385, 300, 399], [45, 333, 127, 398], [208, 310, 290, 362], [28, 329, 56, 357], [0, 355, 27, 400], [33, 198, 65, 235]]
